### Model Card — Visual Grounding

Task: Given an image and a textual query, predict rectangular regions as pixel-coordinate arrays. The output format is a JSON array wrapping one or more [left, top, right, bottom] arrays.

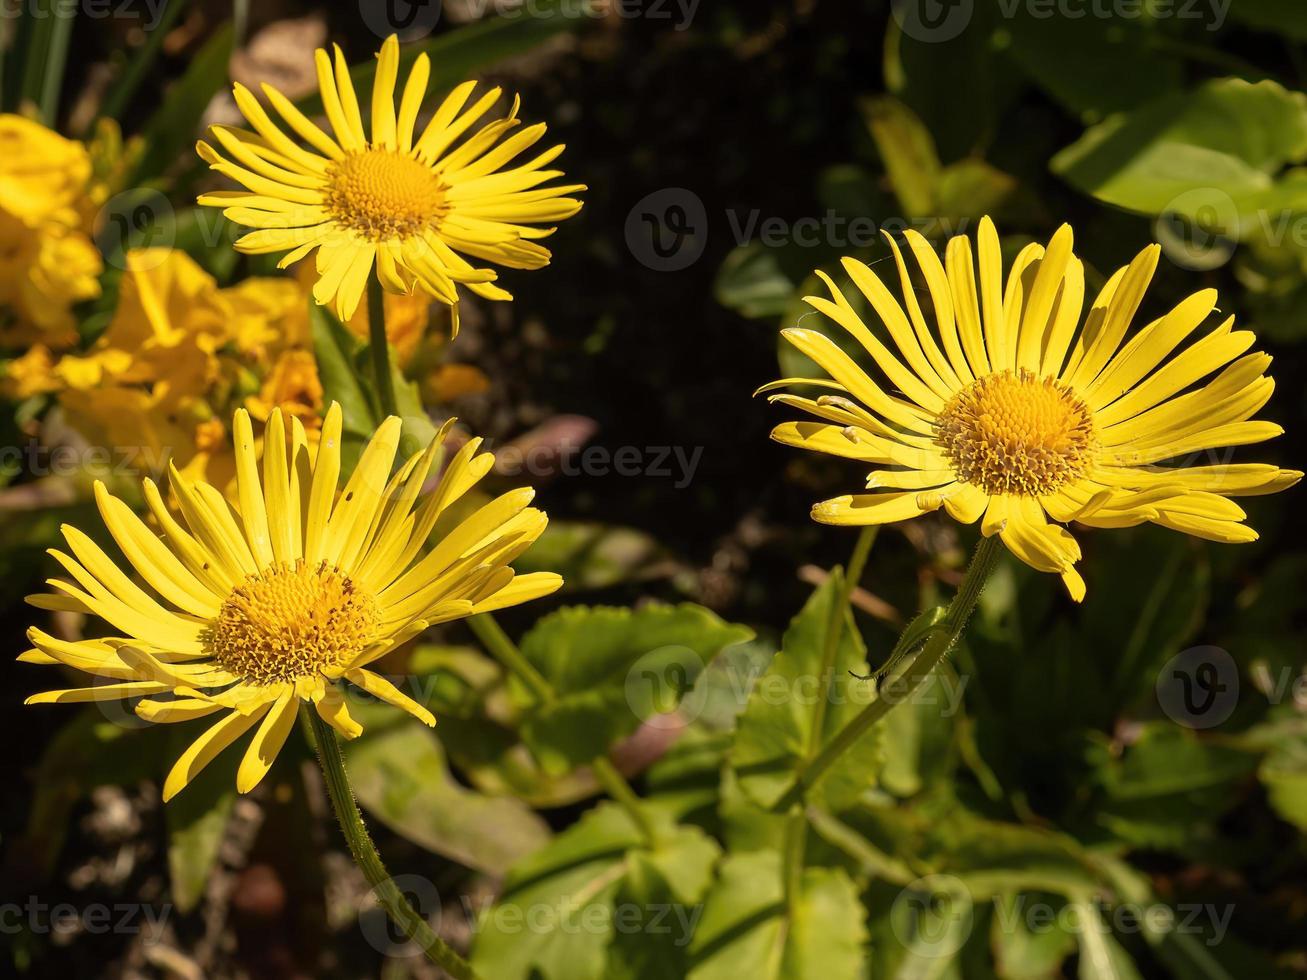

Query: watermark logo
[[1157, 645, 1238, 729], [891, 0, 975, 43], [890, 874, 974, 958], [625, 188, 707, 272], [624, 645, 709, 730], [360, 0, 444, 40], [359, 874, 442, 956], [1154, 188, 1240, 272], [96, 189, 174, 270]]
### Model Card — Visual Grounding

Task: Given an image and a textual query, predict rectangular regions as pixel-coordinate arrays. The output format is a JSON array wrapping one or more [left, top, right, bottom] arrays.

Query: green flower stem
[[804, 526, 877, 758], [788, 534, 1002, 806], [467, 612, 659, 846], [368, 276, 400, 419], [305, 707, 479, 979], [784, 525, 876, 914], [467, 612, 553, 704]]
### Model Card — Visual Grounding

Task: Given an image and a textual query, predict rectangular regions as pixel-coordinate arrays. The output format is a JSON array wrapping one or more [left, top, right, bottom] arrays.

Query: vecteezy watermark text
[[494, 441, 704, 489], [0, 898, 171, 939]]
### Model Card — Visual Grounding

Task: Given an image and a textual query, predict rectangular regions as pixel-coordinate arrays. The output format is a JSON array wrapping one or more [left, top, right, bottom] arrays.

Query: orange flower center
[[208, 560, 377, 684], [934, 369, 1096, 496], [324, 149, 448, 241]]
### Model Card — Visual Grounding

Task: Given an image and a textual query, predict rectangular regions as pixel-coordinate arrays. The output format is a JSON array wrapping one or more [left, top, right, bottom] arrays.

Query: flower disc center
[[208, 560, 378, 684], [934, 368, 1096, 496], [325, 149, 447, 241]]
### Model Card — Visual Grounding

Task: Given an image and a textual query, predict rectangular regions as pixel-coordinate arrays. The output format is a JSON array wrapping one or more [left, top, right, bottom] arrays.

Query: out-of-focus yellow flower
[[196, 34, 584, 321], [344, 287, 431, 364], [290, 254, 436, 364], [3, 345, 61, 399], [226, 275, 311, 364], [0, 115, 94, 226], [426, 362, 491, 403], [0, 115, 104, 349], [30, 249, 322, 484], [247, 349, 323, 427], [21, 406, 562, 800]]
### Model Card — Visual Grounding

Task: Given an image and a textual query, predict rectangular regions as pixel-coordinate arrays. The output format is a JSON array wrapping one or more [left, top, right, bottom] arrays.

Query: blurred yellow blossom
[[22, 249, 322, 485], [0, 115, 105, 349]]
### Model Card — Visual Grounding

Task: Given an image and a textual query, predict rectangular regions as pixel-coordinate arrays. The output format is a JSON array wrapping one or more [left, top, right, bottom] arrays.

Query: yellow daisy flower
[[21, 405, 561, 800], [196, 34, 585, 322], [764, 217, 1300, 600]]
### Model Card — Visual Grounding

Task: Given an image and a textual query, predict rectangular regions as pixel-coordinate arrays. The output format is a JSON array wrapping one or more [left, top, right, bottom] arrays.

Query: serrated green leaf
[[514, 603, 753, 775], [732, 573, 880, 812], [471, 804, 717, 980], [687, 851, 866, 979]]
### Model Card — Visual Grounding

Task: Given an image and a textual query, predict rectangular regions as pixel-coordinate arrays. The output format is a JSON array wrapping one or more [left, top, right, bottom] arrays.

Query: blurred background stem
[[467, 612, 660, 845]]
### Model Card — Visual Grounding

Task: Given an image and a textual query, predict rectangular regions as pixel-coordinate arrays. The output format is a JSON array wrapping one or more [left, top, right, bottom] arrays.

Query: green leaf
[[1003, 7, 1183, 122], [990, 891, 1076, 980], [471, 804, 719, 980], [133, 23, 235, 184], [1072, 899, 1143, 980], [861, 95, 941, 217], [1227, 0, 1307, 40], [878, 668, 960, 799], [310, 300, 377, 449], [686, 851, 866, 979], [1051, 79, 1307, 224], [296, 3, 579, 116], [604, 829, 721, 980], [714, 244, 799, 320], [517, 521, 671, 591], [1088, 723, 1258, 850], [514, 603, 753, 775], [1259, 740, 1307, 832], [885, 3, 1011, 160], [165, 744, 236, 913], [404, 644, 603, 808], [732, 573, 880, 812], [343, 704, 551, 876], [934, 160, 1021, 224]]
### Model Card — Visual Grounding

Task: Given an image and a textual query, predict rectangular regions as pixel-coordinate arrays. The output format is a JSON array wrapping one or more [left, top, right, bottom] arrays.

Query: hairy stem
[[784, 535, 1002, 809], [306, 707, 478, 978]]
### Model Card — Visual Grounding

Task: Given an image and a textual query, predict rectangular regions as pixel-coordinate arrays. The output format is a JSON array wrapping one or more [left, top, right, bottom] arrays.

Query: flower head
[[21, 405, 560, 799], [196, 34, 585, 322], [764, 218, 1300, 600]]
